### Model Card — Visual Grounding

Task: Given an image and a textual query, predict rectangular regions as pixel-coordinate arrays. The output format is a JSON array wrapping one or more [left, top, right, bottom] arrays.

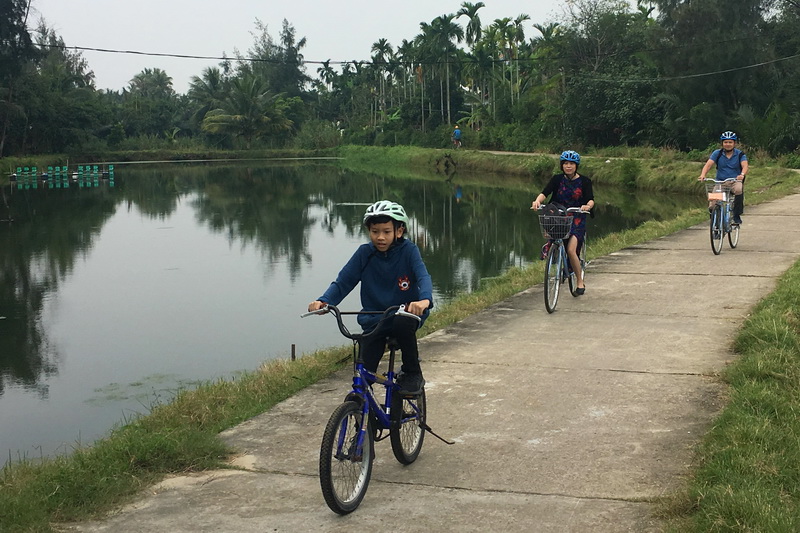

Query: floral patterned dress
[[554, 175, 588, 241]]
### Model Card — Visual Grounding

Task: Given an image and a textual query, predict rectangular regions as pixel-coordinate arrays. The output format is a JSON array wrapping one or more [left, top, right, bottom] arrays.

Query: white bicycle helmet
[[363, 200, 409, 226]]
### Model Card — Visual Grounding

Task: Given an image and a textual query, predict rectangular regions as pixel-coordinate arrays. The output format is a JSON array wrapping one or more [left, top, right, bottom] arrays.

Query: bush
[[342, 127, 376, 146], [782, 150, 800, 169], [620, 158, 641, 187], [525, 156, 557, 180], [292, 120, 341, 150]]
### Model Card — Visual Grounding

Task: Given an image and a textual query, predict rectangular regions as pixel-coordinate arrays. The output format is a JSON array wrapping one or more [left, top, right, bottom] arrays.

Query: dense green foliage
[[3, 1, 800, 158]]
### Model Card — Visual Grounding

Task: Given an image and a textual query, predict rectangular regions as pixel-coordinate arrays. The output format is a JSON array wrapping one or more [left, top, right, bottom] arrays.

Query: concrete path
[[65, 194, 800, 533]]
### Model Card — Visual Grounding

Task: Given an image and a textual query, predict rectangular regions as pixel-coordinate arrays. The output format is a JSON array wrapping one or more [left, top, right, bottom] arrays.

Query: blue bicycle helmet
[[560, 150, 581, 164], [720, 131, 738, 140]]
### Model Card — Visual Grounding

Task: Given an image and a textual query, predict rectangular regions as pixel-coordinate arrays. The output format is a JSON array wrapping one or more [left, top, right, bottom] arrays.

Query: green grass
[[3, 146, 800, 531], [663, 264, 800, 531]]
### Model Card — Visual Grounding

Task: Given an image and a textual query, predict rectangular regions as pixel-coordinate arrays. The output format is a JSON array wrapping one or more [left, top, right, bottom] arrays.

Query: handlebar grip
[[300, 305, 330, 318], [395, 304, 422, 323]]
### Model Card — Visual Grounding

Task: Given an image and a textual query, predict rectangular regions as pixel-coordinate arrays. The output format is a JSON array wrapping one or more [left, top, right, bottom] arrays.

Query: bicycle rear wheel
[[710, 205, 723, 255], [319, 401, 373, 514], [390, 389, 426, 464], [728, 220, 740, 248], [544, 243, 561, 313]]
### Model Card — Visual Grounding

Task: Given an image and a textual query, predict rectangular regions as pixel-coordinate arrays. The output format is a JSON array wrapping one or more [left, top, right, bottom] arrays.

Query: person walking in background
[[699, 131, 748, 224]]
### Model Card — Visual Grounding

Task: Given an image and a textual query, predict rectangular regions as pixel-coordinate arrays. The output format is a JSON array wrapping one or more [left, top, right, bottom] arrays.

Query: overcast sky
[[30, 0, 574, 94]]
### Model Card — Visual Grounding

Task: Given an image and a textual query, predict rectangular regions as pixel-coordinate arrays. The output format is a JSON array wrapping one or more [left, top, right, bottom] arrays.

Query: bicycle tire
[[728, 221, 740, 248], [569, 240, 586, 297], [319, 401, 373, 514], [544, 243, 561, 313], [710, 205, 723, 255], [390, 389, 426, 464]]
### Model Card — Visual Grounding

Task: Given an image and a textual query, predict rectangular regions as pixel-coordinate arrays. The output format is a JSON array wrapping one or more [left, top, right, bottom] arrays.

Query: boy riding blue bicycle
[[307, 200, 432, 395]]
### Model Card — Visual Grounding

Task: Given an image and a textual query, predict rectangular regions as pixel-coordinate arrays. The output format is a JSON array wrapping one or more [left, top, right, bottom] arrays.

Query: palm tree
[[457, 2, 485, 49], [201, 75, 293, 149], [316, 60, 336, 91], [489, 18, 515, 105], [187, 67, 227, 126], [129, 68, 174, 99], [531, 23, 561, 82], [396, 39, 417, 103], [511, 14, 531, 102], [371, 38, 393, 123], [477, 25, 501, 117], [421, 14, 464, 125], [463, 45, 494, 124]]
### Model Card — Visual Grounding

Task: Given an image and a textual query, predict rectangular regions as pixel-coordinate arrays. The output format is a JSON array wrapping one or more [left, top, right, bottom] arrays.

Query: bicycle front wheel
[[710, 205, 723, 255], [319, 401, 374, 515], [728, 221, 740, 248], [390, 390, 426, 465], [544, 243, 561, 313]]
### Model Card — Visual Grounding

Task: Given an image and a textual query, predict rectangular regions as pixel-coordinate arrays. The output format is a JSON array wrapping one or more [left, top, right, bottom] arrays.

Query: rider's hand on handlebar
[[405, 299, 431, 317], [531, 200, 542, 211], [308, 300, 327, 312], [698, 176, 706, 181]]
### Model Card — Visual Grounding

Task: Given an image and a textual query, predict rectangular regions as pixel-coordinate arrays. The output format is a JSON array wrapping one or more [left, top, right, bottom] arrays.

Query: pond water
[[0, 161, 702, 464]]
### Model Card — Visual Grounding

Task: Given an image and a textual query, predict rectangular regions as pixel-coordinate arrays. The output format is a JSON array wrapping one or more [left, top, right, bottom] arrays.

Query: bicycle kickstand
[[422, 422, 455, 445]]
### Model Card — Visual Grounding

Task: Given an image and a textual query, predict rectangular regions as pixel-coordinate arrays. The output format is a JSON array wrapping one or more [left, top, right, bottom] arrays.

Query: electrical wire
[[36, 39, 800, 83]]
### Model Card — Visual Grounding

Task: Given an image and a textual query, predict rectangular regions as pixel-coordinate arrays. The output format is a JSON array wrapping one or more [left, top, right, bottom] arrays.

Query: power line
[[38, 34, 759, 67], [38, 43, 350, 65], [38, 40, 800, 82], [586, 53, 800, 83]]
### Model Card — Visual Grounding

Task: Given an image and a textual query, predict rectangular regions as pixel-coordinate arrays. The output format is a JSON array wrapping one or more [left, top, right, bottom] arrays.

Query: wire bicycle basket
[[705, 180, 735, 202], [538, 214, 574, 240]]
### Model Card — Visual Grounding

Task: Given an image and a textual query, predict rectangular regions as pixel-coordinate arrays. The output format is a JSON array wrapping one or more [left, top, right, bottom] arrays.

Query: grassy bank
[[663, 261, 800, 531], [335, 145, 799, 199], [2, 146, 800, 531]]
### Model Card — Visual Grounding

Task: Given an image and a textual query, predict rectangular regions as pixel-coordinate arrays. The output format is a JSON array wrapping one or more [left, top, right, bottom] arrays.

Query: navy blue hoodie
[[318, 238, 433, 331]]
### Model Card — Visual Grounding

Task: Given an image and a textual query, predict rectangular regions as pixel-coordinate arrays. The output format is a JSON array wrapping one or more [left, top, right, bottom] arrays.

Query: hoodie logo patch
[[398, 276, 410, 291]]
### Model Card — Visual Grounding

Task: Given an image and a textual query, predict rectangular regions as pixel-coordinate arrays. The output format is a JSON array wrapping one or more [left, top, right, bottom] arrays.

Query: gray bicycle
[[536, 206, 588, 313]]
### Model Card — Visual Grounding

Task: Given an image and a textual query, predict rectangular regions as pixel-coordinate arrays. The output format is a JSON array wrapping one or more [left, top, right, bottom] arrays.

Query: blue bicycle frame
[[305, 305, 420, 457]]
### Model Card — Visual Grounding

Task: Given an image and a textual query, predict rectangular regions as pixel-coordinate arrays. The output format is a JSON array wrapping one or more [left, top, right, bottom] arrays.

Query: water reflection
[[0, 184, 117, 399], [0, 162, 700, 462]]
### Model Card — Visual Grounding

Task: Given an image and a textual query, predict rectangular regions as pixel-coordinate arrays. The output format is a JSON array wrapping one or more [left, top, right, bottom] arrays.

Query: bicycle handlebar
[[301, 304, 421, 341], [532, 205, 590, 214], [702, 178, 737, 183]]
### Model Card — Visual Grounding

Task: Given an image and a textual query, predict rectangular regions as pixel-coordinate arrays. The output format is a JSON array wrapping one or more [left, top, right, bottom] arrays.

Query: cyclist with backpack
[[698, 131, 749, 224], [531, 150, 595, 295]]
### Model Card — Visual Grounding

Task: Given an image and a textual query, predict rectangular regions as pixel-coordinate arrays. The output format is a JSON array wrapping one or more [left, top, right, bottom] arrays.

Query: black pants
[[358, 315, 421, 374], [734, 192, 744, 216]]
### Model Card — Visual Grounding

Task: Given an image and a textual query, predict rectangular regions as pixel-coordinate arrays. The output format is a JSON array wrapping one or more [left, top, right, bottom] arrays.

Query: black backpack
[[713, 149, 744, 169]]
